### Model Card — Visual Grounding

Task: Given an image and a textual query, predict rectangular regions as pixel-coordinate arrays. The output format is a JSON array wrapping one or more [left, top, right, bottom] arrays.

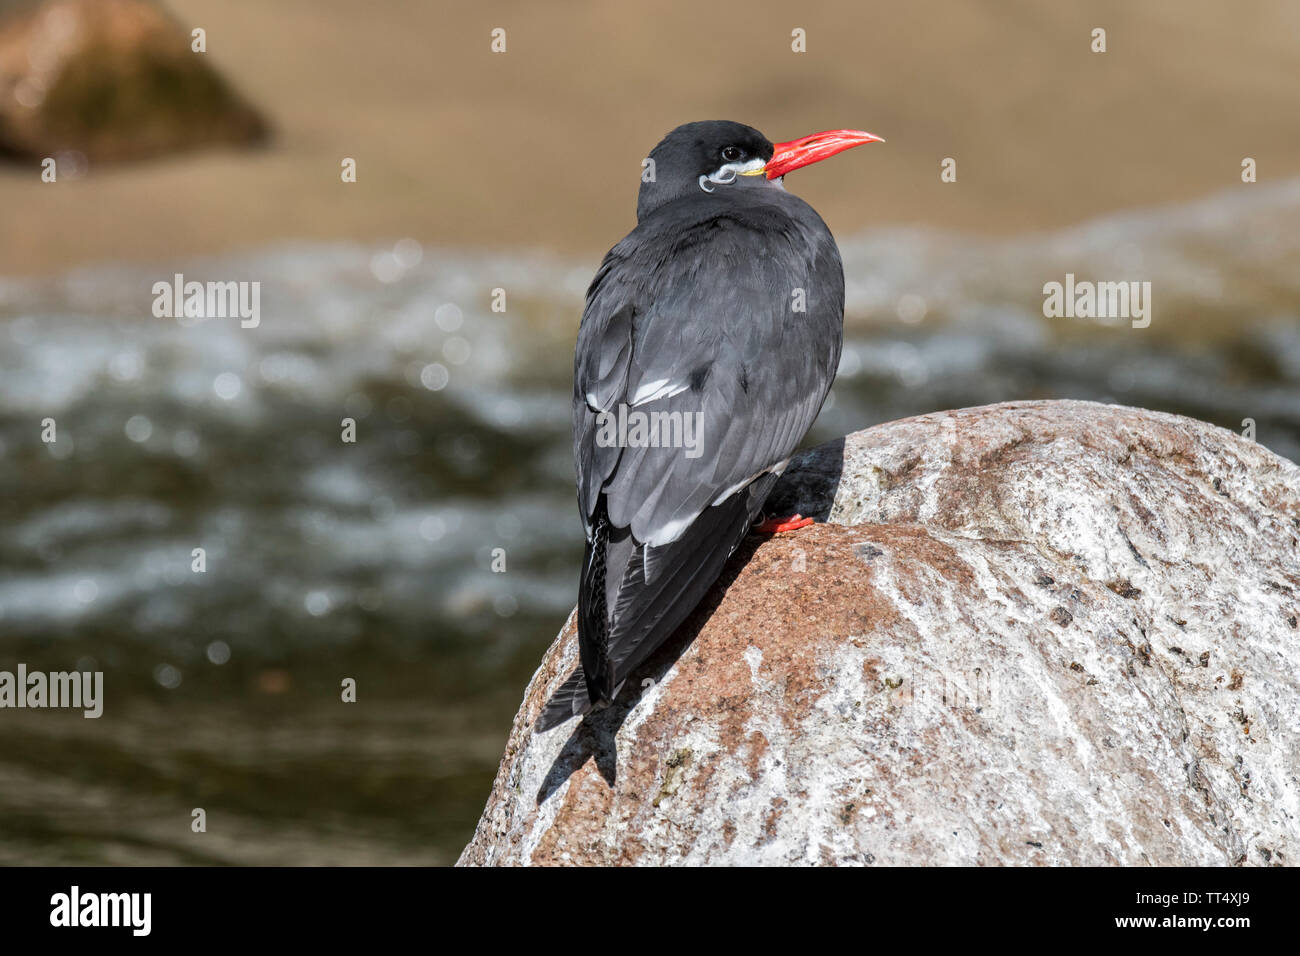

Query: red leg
[[753, 513, 815, 534]]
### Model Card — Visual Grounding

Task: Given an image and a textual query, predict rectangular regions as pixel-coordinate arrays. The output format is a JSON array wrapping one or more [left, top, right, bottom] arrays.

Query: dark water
[[2, 183, 1298, 863]]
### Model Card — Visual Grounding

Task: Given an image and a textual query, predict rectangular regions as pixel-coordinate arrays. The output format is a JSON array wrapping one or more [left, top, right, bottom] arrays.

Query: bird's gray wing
[[560, 209, 843, 704], [574, 212, 843, 549]]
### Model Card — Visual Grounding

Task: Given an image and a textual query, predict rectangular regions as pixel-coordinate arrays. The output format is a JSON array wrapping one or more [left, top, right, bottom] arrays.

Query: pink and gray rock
[[459, 400, 1300, 866]]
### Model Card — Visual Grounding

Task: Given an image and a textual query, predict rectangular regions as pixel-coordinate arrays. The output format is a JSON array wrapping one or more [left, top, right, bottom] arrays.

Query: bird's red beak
[[765, 129, 883, 179]]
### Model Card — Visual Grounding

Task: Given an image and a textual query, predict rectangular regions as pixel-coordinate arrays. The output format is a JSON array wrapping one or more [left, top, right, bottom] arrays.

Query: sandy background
[[2, 0, 1300, 275]]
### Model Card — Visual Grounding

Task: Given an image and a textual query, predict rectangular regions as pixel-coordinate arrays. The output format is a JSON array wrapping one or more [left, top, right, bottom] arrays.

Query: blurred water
[[1, 182, 1298, 863]]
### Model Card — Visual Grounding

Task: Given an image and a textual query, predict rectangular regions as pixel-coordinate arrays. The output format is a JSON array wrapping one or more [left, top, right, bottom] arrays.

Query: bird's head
[[636, 120, 882, 220]]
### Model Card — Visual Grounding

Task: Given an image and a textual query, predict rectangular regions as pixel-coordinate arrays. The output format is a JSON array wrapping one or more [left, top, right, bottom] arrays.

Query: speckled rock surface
[[459, 400, 1300, 866]]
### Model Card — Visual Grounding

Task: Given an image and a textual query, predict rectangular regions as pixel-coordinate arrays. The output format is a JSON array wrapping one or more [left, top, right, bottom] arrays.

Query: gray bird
[[538, 120, 881, 730]]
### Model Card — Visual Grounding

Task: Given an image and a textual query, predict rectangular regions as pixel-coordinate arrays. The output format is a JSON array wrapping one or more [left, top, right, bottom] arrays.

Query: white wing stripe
[[630, 378, 690, 406]]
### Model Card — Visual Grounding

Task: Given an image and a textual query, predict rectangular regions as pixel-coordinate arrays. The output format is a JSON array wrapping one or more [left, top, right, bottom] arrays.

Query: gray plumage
[[537, 121, 847, 730]]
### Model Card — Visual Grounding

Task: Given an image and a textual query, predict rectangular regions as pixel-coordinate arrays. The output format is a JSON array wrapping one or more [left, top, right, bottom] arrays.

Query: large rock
[[460, 401, 1300, 866], [0, 0, 266, 163]]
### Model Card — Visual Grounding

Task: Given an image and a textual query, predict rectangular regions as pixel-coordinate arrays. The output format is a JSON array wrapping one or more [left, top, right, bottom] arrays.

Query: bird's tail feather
[[577, 506, 616, 703], [536, 666, 593, 731], [536, 665, 628, 731], [535, 473, 780, 732], [604, 472, 778, 680]]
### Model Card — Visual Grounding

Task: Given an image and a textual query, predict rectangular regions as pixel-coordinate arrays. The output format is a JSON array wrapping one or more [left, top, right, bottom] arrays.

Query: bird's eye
[[721, 146, 742, 162]]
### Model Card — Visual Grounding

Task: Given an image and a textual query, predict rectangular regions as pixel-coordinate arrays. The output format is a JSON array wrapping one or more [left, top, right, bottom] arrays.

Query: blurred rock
[[460, 400, 1300, 866], [0, 0, 266, 163]]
